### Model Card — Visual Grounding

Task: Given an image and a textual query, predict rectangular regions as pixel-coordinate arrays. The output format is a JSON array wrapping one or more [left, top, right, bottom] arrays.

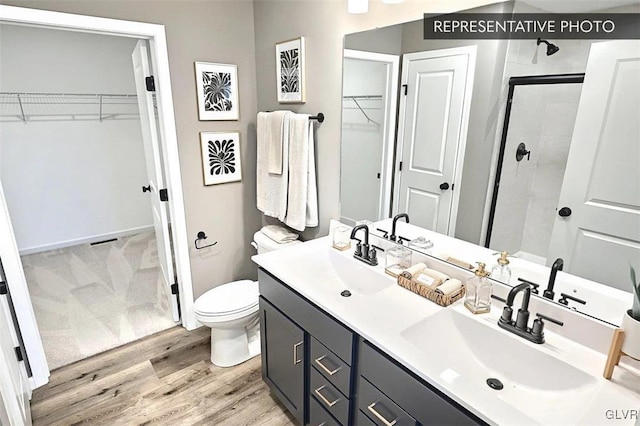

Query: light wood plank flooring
[[31, 326, 297, 425]]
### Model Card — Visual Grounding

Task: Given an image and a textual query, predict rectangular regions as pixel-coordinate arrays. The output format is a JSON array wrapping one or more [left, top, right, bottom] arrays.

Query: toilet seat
[[194, 280, 258, 317]]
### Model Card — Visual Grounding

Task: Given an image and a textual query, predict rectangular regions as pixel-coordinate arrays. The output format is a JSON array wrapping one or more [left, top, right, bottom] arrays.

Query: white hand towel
[[435, 278, 463, 296], [305, 121, 318, 228], [267, 111, 288, 175], [261, 225, 299, 243], [257, 111, 291, 220], [284, 113, 312, 231]]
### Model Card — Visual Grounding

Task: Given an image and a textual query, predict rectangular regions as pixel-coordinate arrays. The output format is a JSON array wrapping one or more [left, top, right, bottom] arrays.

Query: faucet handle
[[369, 245, 384, 265], [531, 313, 564, 342], [375, 228, 389, 239], [535, 313, 564, 327], [517, 278, 540, 294], [558, 293, 586, 307]]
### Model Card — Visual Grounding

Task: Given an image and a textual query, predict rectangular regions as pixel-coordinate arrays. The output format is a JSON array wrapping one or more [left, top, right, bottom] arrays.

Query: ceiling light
[[348, 0, 369, 14]]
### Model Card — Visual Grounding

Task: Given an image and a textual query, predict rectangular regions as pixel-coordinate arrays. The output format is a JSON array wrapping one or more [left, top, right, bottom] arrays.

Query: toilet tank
[[253, 230, 301, 254]]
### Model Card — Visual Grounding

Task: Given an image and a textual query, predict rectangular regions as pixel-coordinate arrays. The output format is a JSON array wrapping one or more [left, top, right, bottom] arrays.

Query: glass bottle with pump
[[490, 251, 512, 284], [464, 263, 492, 314]]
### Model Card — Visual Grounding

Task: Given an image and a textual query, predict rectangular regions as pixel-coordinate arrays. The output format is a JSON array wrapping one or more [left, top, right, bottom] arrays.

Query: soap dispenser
[[464, 263, 492, 314], [490, 251, 512, 284]]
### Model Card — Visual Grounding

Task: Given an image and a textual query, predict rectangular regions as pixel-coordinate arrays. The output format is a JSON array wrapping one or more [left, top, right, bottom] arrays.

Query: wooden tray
[[397, 272, 465, 307]]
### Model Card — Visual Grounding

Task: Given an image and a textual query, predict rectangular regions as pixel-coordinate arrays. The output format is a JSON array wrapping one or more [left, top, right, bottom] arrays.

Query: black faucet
[[543, 258, 564, 300], [350, 224, 378, 266], [498, 282, 563, 344], [390, 213, 409, 242]]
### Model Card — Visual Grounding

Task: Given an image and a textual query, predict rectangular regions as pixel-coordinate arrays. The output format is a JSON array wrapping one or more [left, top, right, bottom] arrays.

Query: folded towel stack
[[435, 278, 463, 296], [397, 263, 464, 304], [261, 225, 299, 244]]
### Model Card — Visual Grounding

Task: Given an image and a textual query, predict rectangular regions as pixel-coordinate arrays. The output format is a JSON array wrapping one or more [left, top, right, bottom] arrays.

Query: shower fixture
[[537, 38, 560, 56]]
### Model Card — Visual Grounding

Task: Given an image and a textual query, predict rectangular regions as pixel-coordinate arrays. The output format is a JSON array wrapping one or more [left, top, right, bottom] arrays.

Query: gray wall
[[1, 0, 261, 299]]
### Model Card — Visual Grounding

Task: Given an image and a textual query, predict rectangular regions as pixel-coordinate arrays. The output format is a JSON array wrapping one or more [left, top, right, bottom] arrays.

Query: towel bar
[[264, 111, 325, 123]]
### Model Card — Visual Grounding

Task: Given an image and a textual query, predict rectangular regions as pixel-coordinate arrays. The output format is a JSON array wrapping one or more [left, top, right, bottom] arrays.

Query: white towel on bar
[[257, 111, 291, 220], [266, 111, 288, 175], [284, 114, 318, 231]]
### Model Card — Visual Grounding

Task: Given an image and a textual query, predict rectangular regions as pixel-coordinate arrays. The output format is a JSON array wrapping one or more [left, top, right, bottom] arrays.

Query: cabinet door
[[260, 297, 305, 423]]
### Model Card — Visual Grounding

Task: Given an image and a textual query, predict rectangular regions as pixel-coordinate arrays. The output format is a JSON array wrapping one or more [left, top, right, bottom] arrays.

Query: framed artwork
[[276, 37, 305, 103], [200, 132, 242, 185], [194, 62, 239, 120]]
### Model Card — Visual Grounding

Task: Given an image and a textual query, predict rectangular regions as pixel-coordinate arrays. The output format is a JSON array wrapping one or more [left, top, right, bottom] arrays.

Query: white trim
[[0, 5, 197, 388], [393, 46, 477, 237], [18, 225, 155, 256], [343, 49, 400, 220]]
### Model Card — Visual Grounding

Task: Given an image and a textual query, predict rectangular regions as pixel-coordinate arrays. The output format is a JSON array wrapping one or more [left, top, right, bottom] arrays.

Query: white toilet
[[194, 229, 301, 367]]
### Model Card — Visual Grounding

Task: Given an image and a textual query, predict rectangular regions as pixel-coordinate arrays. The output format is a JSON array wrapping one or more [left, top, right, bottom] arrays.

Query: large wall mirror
[[340, 0, 640, 325]]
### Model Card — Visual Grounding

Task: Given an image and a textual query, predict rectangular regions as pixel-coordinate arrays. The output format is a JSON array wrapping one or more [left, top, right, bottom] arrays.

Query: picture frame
[[200, 131, 242, 185], [275, 37, 305, 103], [194, 62, 239, 120]]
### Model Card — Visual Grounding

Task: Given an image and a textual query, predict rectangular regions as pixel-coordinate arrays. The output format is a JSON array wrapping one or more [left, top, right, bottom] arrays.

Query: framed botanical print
[[275, 37, 305, 103], [200, 132, 242, 185], [194, 62, 239, 120]]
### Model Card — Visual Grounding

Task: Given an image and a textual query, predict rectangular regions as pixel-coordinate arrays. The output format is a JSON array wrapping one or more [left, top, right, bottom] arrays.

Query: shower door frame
[[483, 73, 585, 249]]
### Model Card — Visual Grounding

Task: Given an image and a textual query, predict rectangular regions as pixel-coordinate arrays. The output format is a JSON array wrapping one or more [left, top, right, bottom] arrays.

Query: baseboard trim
[[19, 225, 155, 255]]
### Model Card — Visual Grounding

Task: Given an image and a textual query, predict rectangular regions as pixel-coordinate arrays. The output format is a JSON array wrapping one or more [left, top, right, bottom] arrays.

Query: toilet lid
[[194, 280, 259, 316]]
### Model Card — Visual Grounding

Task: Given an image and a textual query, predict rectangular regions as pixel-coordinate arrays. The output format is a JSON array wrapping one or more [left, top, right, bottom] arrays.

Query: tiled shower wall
[[489, 35, 591, 260]]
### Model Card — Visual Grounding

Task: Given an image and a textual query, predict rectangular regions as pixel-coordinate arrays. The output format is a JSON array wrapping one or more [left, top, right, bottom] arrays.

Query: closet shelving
[[0, 92, 149, 123], [342, 94, 382, 125]]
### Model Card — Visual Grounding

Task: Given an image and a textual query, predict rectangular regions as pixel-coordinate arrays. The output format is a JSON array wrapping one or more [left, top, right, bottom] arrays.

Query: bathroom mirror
[[340, 0, 640, 325]]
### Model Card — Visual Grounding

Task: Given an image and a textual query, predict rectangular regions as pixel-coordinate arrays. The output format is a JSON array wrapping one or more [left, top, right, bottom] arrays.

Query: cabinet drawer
[[358, 377, 417, 426], [311, 367, 349, 425], [259, 268, 353, 363], [360, 341, 481, 425], [356, 410, 378, 426], [311, 337, 351, 396], [309, 396, 340, 426]]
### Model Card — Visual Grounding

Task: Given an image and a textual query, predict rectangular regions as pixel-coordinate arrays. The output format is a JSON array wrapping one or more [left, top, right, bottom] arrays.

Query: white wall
[[0, 24, 152, 252], [341, 58, 389, 223]]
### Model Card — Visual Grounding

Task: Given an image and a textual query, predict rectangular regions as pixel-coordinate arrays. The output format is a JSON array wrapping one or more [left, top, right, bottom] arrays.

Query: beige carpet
[[21, 231, 176, 370]]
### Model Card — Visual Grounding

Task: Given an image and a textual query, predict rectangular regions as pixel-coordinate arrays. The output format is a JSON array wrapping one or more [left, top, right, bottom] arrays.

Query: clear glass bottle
[[385, 244, 412, 277], [490, 251, 512, 284], [464, 262, 492, 314]]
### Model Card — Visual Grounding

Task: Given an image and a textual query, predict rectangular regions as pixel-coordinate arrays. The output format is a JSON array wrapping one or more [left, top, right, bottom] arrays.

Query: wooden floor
[[31, 326, 297, 425]]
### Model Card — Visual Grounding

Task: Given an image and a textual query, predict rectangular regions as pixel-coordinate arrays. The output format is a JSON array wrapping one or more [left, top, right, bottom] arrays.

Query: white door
[[395, 46, 476, 235], [132, 41, 179, 321], [0, 263, 31, 426], [547, 40, 640, 291]]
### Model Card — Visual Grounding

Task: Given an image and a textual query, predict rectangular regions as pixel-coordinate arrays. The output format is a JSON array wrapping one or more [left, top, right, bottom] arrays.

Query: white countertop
[[253, 235, 640, 425]]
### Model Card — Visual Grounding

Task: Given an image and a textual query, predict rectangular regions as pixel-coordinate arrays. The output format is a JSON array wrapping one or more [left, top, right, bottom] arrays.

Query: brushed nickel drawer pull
[[314, 385, 340, 408], [293, 341, 303, 365], [314, 355, 342, 376], [367, 402, 398, 426]]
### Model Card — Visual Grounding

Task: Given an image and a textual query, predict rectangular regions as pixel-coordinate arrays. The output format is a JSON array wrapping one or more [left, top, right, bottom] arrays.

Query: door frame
[[393, 46, 477, 236], [343, 49, 400, 220], [481, 73, 585, 249], [0, 5, 196, 388]]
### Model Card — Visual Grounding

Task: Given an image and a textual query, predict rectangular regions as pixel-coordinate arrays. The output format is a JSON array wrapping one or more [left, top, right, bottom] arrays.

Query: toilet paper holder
[[195, 231, 217, 250]]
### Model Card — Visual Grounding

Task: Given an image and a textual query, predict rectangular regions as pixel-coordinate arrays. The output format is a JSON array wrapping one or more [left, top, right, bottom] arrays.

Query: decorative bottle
[[490, 251, 512, 284], [464, 263, 492, 314]]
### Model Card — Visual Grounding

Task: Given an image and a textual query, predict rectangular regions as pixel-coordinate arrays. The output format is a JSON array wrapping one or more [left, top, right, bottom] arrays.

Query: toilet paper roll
[[404, 262, 426, 277], [435, 278, 463, 296]]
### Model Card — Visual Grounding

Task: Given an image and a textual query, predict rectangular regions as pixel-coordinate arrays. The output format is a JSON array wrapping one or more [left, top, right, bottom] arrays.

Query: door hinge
[[14, 346, 23, 362], [0, 281, 7, 295], [402, 84, 408, 95], [398, 161, 403, 172], [171, 283, 179, 295], [145, 76, 156, 92], [159, 188, 169, 202]]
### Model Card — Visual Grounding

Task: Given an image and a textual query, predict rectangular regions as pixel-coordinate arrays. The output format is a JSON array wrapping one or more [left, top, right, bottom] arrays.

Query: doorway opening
[[0, 5, 193, 391], [484, 73, 584, 264], [0, 25, 177, 370]]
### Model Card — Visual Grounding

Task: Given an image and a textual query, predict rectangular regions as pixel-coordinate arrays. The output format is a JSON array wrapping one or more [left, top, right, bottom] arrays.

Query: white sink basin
[[401, 309, 598, 423], [284, 245, 394, 296]]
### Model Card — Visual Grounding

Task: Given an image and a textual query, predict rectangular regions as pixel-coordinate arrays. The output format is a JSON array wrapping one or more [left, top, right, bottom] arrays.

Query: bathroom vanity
[[253, 226, 640, 425]]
